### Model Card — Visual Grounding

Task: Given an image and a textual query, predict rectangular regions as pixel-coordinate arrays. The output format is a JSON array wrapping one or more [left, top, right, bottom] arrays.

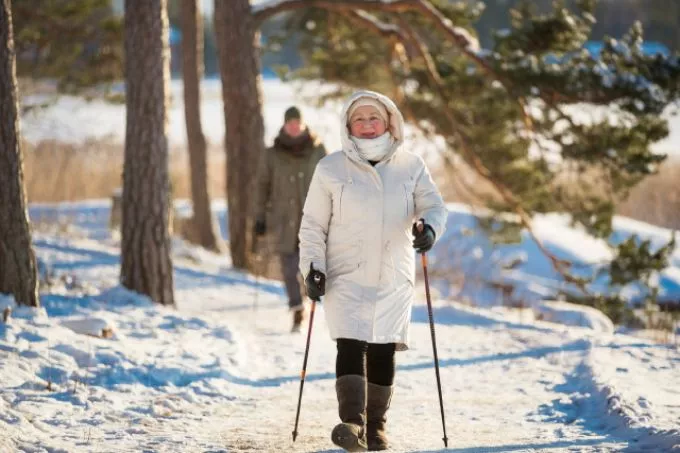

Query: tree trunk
[[0, 0, 38, 307], [181, 0, 221, 252], [214, 0, 265, 269], [121, 0, 175, 306]]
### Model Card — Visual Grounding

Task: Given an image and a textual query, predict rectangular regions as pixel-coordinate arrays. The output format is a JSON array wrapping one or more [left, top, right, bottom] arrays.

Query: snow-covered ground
[[1, 201, 679, 452]]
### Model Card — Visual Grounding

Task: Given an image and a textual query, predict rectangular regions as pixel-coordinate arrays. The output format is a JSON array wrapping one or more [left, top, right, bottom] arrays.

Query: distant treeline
[[474, 0, 680, 50], [166, 0, 680, 77]]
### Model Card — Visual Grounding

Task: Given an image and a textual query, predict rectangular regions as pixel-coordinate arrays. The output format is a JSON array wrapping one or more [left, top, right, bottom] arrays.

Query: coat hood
[[340, 90, 405, 164]]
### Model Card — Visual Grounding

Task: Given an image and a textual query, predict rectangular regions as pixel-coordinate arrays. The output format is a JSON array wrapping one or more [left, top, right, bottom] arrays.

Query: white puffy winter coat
[[298, 91, 447, 350]]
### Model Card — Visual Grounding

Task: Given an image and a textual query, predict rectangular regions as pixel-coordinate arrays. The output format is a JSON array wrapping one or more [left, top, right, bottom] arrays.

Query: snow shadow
[[398, 339, 592, 374], [410, 303, 556, 334], [538, 361, 680, 452], [163, 341, 668, 390], [174, 265, 282, 296], [41, 294, 100, 318], [399, 339, 667, 376], [68, 362, 335, 390], [34, 239, 119, 271], [195, 340, 593, 389], [417, 437, 613, 452], [33, 239, 282, 295]]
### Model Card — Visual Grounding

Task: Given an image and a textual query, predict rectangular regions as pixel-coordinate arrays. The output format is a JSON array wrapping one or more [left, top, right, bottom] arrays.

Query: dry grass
[[618, 158, 680, 230], [434, 154, 680, 232], [430, 155, 500, 207], [23, 139, 226, 203], [22, 138, 680, 235]]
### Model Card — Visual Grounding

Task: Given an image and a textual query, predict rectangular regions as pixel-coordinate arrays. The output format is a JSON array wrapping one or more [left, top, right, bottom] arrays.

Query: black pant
[[336, 338, 396, 386], [280, 250, 302, 309]]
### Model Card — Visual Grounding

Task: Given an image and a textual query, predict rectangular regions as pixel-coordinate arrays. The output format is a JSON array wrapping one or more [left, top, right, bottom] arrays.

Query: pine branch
[[396, 17, 442, 85], [254, 0, 537, 133], [395, 23, 591, 295], [252, 0, 479, 52], [340, 11, 409, 103], [345, 10, 405, 42]]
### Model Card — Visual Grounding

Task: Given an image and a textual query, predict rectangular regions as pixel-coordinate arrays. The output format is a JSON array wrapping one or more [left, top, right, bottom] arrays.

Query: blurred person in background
[[253, 106, 327, 332], [299, 91, 447, 451]]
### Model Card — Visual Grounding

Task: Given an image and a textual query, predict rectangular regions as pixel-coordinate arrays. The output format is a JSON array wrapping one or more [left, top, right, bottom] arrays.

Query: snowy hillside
[[1, 201, 679, 452], [19, 78, 680, 156], [428, 203, 680, 310]]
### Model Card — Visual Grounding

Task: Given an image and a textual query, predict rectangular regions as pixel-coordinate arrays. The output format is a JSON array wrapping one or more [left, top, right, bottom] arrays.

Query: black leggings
[[336, 338, 396, 386]]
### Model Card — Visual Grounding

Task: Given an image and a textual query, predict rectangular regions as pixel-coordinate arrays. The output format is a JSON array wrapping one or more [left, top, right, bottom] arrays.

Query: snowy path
[[184, 287, 628, 453], [171, 281, 673, 452], [2, 237, 679, 452]]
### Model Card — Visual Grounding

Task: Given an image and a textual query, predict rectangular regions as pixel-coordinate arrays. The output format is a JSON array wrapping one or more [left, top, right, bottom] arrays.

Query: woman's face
[[348, 105, 387, 139]]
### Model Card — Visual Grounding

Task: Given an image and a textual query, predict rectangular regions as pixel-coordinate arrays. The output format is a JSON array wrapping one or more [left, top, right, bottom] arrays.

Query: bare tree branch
[[252, 0, 479, 54]]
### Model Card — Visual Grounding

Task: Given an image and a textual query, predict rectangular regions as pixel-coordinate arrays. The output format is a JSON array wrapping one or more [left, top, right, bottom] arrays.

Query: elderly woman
[[298, 90, 447, 451]]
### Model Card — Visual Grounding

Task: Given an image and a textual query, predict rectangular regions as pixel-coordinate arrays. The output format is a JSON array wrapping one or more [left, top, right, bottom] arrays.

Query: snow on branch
[[352, 9, 401, 35]]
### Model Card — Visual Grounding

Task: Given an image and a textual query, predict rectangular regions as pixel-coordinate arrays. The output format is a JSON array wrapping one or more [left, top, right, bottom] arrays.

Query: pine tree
[[12, 0, 123, 96], [0, 0, 38, 307], [180, 0, 222, 252], [120, 0, 175, 306], [214, 0, 266, 270]]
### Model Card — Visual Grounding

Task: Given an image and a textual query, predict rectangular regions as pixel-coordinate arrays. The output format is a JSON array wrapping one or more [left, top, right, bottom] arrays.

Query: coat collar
[[273, 128, 316, 157]]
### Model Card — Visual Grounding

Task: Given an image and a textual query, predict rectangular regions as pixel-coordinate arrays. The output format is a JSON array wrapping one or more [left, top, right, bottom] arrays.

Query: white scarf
[[351, 133, 393, 162]]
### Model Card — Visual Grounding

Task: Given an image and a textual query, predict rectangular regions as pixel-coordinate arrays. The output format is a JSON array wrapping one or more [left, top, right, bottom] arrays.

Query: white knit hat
[[347, 97, 389, 124]]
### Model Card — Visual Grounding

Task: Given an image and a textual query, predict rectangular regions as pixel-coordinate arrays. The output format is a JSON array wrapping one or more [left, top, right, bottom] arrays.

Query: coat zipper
[[339, 184, 344, 223], [404, 184, 410, 217]]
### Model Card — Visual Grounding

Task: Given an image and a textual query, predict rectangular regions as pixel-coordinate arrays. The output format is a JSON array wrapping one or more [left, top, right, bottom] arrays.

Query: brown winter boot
[[366, 383, 393, 451], [331, 375, 368, 452]]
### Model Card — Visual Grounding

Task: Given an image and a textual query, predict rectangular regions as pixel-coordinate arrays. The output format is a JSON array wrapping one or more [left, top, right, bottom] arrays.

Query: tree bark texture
[[214, 0, 265, 269], [181, 0, 221, 252], [0, 0, 38, 307], [121, 0, 175, 306]]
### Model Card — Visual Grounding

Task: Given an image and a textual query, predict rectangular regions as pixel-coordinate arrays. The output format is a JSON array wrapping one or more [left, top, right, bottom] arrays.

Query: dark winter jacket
[[253, 128, 327, 254]]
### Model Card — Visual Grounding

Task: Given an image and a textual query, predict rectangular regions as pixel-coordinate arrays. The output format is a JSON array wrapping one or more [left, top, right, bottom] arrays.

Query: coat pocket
[[327, 239, 362, 279], [331, 184, 345, 224], [403, 183, 415, 220]]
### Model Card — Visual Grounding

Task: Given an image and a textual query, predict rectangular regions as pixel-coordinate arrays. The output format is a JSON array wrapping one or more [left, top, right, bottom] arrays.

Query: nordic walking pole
[[292, 274, 320, 442], [251, 234, 260, 312], [418, 222, 449, 447]]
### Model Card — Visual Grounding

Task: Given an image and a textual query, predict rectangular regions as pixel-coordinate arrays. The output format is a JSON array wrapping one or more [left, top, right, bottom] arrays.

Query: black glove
[[412, 219, 436, 253], [305, 263, 326, 301], [254, 219, 266, 236]]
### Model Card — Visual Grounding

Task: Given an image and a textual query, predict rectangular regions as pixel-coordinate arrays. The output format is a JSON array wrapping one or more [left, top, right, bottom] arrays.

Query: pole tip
[[292, 431, 297, 442], [443, 436, 448, 447]]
